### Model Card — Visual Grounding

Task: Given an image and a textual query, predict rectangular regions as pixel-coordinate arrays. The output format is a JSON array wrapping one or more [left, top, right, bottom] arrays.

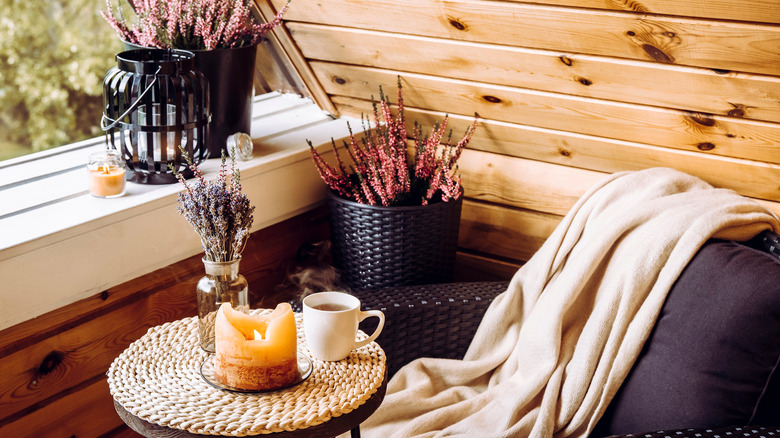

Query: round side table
[[108, 312, 387, 438]]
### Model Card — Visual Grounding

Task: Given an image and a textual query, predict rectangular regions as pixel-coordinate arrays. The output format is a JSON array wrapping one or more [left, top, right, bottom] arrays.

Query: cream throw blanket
[[362, 168, 779, 438]]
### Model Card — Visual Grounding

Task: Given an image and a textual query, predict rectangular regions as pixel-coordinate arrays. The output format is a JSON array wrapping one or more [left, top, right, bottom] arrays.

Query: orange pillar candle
[[214, 302, 299, 390], [88, 150, 126, 198]]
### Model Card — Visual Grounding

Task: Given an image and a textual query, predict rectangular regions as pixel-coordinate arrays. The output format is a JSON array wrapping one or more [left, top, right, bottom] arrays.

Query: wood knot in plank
[[482, 95, 502, 104], [727, 103, 749, 118], [685, 112, 716, 127], [559, 148, 572, 157], [642, 44, 674, 63], [576, 77, 592, 86], [38, 350, 66, 376], [333, 76, 347, 85], [100, 290, 109, 300], [697, 142, 716, 151], [447, 16, 468, 31], [625, 23, 681, 64], [559, 56, 573, 66], [612, 0, 650, 13]]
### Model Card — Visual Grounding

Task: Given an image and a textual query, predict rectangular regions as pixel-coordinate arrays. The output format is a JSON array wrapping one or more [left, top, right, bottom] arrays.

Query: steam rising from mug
[[277, 241, 350, 303]]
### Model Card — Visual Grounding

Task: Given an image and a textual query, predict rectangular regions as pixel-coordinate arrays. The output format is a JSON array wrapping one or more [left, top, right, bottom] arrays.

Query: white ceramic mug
[[303, 292, 385, 361]]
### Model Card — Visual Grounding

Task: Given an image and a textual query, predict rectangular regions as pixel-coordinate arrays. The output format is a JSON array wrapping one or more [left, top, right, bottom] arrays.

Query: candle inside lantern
[[138, 104, 177, 163], [214, 302, 299, 390], [88, 150, 126, 198]]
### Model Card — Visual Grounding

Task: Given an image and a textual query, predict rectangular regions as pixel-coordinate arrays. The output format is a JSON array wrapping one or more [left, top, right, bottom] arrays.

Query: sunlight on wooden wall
[[268, 0, 780, 279]]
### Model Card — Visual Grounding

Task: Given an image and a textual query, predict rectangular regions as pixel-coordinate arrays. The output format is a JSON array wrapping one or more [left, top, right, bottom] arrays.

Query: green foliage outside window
[[0, 0, 123, 161]]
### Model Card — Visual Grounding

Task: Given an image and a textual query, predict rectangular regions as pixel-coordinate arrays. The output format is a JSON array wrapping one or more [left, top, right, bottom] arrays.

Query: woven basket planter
[[328, 190, 463, 291]]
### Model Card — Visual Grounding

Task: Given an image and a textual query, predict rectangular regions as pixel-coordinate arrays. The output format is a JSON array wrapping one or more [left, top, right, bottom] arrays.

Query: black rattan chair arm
[[351, 281, 509, 377]]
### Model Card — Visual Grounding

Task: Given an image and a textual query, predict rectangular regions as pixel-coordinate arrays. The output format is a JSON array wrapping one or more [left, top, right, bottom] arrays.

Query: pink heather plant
[[309, 78, 478, 207], [102, 0, 290, 50]]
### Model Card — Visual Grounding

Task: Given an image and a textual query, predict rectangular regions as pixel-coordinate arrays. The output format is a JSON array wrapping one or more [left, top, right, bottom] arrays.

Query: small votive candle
[[88, 150, 126, 198], [227, 132, 253, 161]]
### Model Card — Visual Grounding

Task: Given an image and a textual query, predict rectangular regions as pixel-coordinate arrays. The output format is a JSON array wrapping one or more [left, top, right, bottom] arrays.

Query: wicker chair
[[292, 275, 780, 438], [348, 281, 509, 377]]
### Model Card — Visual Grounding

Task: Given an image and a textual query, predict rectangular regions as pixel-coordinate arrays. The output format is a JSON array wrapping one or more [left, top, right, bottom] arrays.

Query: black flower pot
[[192, 43, 257, 158], [328, 191, 463, 291]]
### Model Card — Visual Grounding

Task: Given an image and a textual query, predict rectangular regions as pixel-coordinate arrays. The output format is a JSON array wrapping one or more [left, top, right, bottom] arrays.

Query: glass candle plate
[[200, 353, 313, 394]]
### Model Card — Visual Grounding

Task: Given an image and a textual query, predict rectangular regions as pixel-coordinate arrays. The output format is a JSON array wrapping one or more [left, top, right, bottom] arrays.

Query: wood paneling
[[319, 64, 780, 164], [0, 278, 198, 421], [271, 0, 780, 75], [334, 98, 780, 204], [460, 149, 780, 219], [502, 0, 780, 24], [459, 150, 606, 216], [275, 0, 780, 275], [460, 200, 562, 263], [290, 24, 780, 123], [0, 378, 125, 438], [276, 0, 780, 272], [454, 252, 521, 282], [0, 207, 329, 437], [270, 0, 780, 275], [457, 156, 780, 268]]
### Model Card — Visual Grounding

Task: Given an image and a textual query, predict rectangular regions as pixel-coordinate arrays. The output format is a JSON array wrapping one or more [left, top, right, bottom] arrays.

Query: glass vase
[[196, 257, 249, 353]]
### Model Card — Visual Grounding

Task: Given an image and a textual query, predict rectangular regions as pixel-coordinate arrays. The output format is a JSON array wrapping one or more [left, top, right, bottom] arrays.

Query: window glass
[[0, 0, 123, 161]]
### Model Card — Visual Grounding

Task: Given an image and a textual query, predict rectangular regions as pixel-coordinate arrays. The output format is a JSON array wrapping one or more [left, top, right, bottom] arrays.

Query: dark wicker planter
[[328, 191, 463, 291]]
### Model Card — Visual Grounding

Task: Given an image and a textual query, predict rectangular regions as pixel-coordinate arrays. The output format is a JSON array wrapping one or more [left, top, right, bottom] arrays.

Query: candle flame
[[253, 329, 262, 340]]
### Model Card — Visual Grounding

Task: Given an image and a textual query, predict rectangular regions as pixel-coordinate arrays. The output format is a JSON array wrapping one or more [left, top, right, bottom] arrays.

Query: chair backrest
[[594, 230, 780, 435]]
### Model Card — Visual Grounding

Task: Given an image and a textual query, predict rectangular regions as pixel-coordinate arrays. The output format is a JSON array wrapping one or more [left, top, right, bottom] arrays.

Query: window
[[0, 0, 331, 331], [0, 0, 123, 161]]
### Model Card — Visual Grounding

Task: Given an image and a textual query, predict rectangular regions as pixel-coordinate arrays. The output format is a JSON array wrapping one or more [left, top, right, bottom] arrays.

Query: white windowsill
[[0, 93, 356, 331]]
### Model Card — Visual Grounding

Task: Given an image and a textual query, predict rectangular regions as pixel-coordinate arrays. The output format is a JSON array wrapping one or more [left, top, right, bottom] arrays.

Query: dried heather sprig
[[170, 148, 255, 262], [308, 77, 478, 206]]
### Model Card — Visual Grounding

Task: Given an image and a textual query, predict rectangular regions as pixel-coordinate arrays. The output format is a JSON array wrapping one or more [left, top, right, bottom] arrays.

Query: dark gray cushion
[[604, 425, 780, 438], [593, 236, 780, 436]]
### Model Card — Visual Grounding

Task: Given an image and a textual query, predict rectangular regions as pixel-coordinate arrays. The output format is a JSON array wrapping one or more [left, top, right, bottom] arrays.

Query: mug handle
[[354, 309, 385, 349]]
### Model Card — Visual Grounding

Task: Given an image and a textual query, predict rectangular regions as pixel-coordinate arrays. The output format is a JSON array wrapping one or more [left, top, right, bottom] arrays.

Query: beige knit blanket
[[362, 168, 779, 438]]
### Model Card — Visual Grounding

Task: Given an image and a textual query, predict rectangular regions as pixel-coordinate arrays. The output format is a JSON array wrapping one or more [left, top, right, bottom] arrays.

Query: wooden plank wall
[[0, 208, 329, 437], [268, 0, 780, 279]]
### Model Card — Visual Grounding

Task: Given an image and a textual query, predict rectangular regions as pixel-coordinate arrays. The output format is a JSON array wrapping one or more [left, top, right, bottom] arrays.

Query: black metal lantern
[[102, 49, 210, 184]]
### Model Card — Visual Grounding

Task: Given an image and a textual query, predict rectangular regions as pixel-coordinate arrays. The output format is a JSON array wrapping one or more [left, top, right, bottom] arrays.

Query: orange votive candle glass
[[88, 150, 126, 198]]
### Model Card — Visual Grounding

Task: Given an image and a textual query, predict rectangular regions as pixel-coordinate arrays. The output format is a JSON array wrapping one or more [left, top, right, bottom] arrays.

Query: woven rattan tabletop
[[107, 311, 387, 437]]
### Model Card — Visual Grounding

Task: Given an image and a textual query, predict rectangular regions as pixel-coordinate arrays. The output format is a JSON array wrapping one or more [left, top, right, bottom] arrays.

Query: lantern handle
[[101, 66, 162, 132]]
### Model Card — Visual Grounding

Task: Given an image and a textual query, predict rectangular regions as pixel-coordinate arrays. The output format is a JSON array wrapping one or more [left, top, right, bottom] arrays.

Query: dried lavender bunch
[[102, 0, 290, 50], [171, 149, 255, 262], [309, 77, 478, 206]]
